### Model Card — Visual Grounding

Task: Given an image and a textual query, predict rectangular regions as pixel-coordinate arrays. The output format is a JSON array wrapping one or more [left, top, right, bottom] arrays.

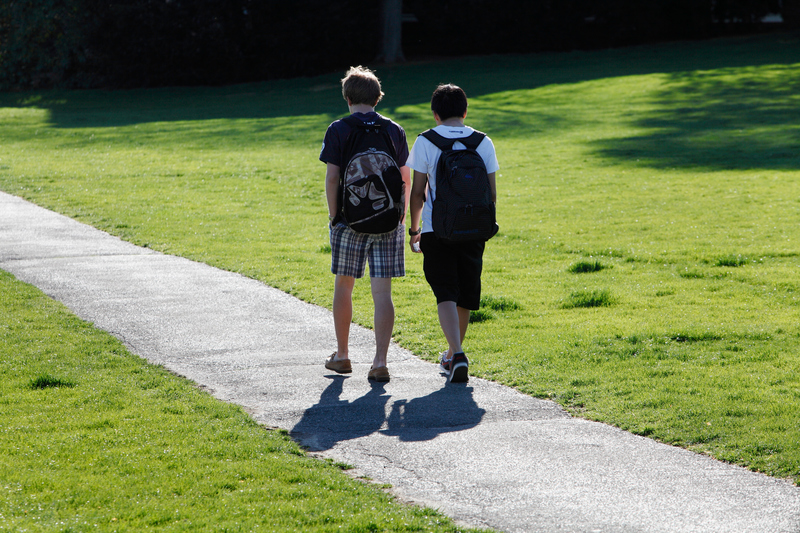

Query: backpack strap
[[342, 115, 398, 160], [460, 130, 486, 150], [420, 129, 450, 150], [421, 129, 486, 151], [341, 114, 370, 131], [337, 116, 371, 224]]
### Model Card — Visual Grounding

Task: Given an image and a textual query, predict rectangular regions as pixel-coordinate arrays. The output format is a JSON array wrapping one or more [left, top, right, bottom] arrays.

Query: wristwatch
[[409, 227, 421, 236]]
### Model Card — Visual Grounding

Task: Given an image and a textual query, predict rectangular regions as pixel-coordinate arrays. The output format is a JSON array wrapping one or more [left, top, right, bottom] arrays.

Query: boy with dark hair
[[407, 83, 499, 383], [319, 66, 411, 382]]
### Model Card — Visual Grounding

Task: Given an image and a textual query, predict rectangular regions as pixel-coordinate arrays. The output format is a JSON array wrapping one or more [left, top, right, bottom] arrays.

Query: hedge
[[0, 0, 786, 90]]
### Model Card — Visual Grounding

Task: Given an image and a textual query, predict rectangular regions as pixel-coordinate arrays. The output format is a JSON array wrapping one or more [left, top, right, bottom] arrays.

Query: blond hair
[[341, 66, 384, 106]]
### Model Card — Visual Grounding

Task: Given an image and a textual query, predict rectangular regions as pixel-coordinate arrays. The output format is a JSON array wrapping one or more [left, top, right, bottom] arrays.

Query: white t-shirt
[[407, 125, 500, 234]]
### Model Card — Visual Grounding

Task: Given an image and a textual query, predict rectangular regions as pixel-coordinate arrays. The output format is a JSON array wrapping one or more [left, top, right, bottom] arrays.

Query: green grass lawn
[[0, 271, 479, 532], [1, 30, 799, 525]]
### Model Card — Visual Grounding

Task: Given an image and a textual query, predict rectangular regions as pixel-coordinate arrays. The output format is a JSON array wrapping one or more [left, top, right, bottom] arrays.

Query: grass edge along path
[[0, 270, 486, 532]]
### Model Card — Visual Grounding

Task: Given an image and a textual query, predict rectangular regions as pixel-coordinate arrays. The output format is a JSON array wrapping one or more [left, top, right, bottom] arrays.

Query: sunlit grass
[[1, 31, 799, 492], [0, 271, 480, 532]]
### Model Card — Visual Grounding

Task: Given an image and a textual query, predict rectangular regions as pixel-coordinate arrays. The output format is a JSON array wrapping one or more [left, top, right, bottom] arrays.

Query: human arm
[[325, 163, 341, 221], [408, 170, 428, 253], [475, 134, 498, 204], [400, 165, 411, 223]]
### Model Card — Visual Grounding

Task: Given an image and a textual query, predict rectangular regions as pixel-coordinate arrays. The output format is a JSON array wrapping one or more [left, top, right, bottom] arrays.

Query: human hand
[[410, 234, 422, 253]]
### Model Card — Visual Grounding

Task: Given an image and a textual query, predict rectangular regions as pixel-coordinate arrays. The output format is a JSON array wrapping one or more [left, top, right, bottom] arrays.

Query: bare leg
[[332, 275, 355, 360], [438, 301, 471, 358], [370, 276, 394, 369]]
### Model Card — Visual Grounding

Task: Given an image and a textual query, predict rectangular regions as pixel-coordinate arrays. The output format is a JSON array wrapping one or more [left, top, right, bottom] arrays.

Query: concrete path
[[2, 190, 799, 533]]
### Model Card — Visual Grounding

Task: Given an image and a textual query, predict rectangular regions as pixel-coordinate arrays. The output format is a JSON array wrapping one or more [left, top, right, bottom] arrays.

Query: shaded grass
[[0, 270, 481, 532], [0, 31, 799, 487]]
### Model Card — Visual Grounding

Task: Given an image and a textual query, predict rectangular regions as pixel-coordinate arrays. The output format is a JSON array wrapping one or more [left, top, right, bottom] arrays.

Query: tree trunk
[[378, 0, 404, 63]]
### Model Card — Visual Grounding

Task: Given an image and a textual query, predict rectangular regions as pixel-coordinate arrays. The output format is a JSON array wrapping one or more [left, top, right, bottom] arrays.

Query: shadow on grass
[[591, 63, 800, 170], [0, 32, 798, 131]]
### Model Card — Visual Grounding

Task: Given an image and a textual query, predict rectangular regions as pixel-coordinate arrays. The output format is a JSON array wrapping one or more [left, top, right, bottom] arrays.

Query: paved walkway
[[2, 190, 799, 533]]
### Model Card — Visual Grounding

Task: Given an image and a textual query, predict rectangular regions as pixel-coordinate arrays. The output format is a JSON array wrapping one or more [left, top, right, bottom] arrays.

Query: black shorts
[[420, 232, 485, 310]]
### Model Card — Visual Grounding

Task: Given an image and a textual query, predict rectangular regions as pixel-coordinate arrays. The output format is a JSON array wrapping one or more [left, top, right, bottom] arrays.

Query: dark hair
[[341, 66, 384, 106], [431, 84, 468, 120]]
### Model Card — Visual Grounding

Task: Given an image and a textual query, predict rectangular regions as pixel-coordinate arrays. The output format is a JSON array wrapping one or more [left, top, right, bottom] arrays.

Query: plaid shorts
[[330, 223, 405, 278]]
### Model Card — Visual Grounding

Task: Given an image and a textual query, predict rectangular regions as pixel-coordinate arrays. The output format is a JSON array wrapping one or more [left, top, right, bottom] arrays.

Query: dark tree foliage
[[713, 0, 780, 22], [786, 0, 800, 27], [93, 0, 380, 87], [0, 0, 788, 90], [0, 0, 97, 88], [0, 0, 380, 89], [404, 0, 781, 56]]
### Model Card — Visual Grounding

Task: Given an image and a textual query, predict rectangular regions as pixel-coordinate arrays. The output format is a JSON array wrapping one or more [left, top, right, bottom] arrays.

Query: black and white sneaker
[[439, 350, 452, 374], [449, 352, 469, 383]]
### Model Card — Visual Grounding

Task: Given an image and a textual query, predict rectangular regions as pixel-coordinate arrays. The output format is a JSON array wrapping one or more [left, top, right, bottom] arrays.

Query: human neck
[[439, 118, 465, 127], [349, 103, 375, 114], [434, 112, 466, 127]]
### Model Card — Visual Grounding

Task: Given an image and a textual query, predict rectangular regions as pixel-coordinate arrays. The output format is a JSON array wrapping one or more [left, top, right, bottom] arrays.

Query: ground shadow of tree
[[590, 64, 800, 171], [1, 32, 799, 130]]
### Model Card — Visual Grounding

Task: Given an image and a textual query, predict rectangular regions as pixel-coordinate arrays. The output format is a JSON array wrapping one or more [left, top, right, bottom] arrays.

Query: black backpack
[[421, 129, 498, 242], [338, 115, 404, 234]]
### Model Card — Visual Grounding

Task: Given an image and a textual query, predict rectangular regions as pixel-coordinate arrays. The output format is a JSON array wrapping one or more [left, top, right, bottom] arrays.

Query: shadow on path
[[291, 375, 486, 451], [381, 384, 486, 442]]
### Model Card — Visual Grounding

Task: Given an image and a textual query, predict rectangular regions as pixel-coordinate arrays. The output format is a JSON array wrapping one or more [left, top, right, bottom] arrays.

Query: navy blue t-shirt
[[320, 112, 409, 168]]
